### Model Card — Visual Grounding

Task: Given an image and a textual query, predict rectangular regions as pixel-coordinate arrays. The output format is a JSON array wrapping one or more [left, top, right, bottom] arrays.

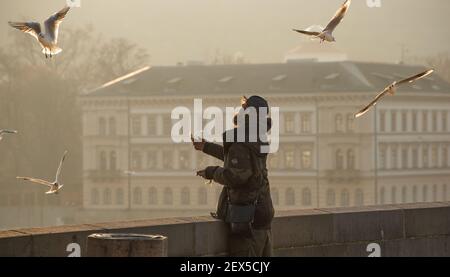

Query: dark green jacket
[[203, 131, 274, 230]]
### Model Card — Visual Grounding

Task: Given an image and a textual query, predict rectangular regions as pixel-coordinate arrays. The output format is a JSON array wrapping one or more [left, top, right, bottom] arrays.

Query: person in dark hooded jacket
[[194, 95, 275, 257]]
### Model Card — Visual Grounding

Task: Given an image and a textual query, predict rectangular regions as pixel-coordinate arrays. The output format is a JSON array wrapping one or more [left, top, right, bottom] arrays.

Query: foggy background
[[1, 0, 450, 231]]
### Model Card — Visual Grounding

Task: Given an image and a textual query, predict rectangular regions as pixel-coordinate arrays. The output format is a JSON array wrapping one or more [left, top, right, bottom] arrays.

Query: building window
[[198, 187, 208, 205], [432, 111, 438, 132], [302, 188, 312, 206], [422, 112, 428, 132], [443, 146, 448, 168], [401, 186, 407, 203], [269, 154, 279, 170], [285, 149, 295, 169], [341, 189, 350, 207], [347, 149, 355, 170], [116, 188, 124, 205], [401, 148, 408, 169], [391, 187, 397, 204], [443, 184, 448, 201], [110, 151, 117, 171], [379, 147, 387, 169], [412, 147, 419, 168], [99, 117, 106, 136], [272, 188, 279, 206], [336, 149, 344, 170], [301, 113, 311, 133], [412, 111, 418, 132], [148, 187, 157, 205], [391, 111, 397, 132], [109, 117, 116, 136], [355, 189, 364, 206], [284, 113, 295, 134], [401, 112, 408, 132], [24, 193, 35, 206], [131, 116, 142, 136], [380, 111, 386, 132], [91, 188, 99, 205], [147, 115, 157, 136], [346, 114, 355, 133], [99, 151, 107, 171], [163, 115, 172, 135], [379, 187, 385, 205], [131, 151, 142, 170], [412, 186, 418, 202], [442, 111, 448, 132], [335, 114, 344, 133], [327, 189, 336, 206], [285, 188, 296, 206], [179, 150, 190, 170], [103, 188, 112, 205], [133, 187, 142, 205], [147, 151, 156, 169], [423, 147, 429, 168], [164, 188, 173, 205], [162, 150, 173, 169], [181, 187, 190, 205], [391, 147, 398, 169], [301, 150, 312, 169], [431, 145, 438, 168], [433, 184, 438, 202], [422, 186, 428, 202]]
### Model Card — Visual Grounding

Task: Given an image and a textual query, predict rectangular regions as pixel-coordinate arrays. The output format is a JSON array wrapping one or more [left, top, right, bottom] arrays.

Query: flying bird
[[17, 150, 68, 194], [0, 129, 18, 142], [8, 6, 71, 58], [355, 69, 434, 118], [293, 0, 351, 43]]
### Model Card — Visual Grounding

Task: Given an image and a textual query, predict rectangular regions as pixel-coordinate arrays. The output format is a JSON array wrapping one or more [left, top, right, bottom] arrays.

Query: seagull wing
[[17, 177, 53, 187], [0, 129, 18, 135], [323, 0, 351, 33], [292, 29, 321, 36], [44, 6, 70, 44], [55, 150, 68, 183], [395, 69, 434, 86], [8, 21, 42, 41], [355, 86, 392, 118]]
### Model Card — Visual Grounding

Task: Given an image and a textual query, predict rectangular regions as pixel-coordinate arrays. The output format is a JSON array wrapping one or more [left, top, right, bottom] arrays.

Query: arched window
[[103, 188, 112, 205], [335, 114, 344, 133], [116, 188, 124, 205], [346, 114, 355, 132], [132, 151, 142, 170], [347, 149, 355, 170], [341, 189, 350, 207], [181, 187, 190, 205], [391, 187, 397, 204], [379, 187, 386, 204], [355, 189, 364, 206], [110, 151, 117, 171], [402, 186, 407, 203], [164, 188, 173, 205], [109, 117, 116, 136], [91, 188, 99, 205], [336, 149, 344, 170], [285, 188, 295, 206], [198, 187, 208, 205], [271, 188, 279, 206], [302, 188, 312, 206], [99, 151, 107, 171], [327, 189, 336, 206], [133, 187, 142, 205], [422, 185, 428, 202], [99, 117, 106, 136], [148, 187, 157, 205]]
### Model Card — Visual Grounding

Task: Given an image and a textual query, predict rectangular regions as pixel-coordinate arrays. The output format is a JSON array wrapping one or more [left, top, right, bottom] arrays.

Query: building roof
[[86, 61, 450, 98]]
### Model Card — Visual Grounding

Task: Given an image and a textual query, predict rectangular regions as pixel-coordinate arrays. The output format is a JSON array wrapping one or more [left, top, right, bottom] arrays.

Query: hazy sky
[[1, 0, 449, 65]]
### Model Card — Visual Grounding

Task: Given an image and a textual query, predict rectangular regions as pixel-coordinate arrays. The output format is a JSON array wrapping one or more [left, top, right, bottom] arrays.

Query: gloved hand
[[196, 166, 218, 180]]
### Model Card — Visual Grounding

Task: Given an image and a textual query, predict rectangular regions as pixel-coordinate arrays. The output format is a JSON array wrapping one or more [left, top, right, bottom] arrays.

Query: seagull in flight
[[293, 0, 351, 43], [355, 69, 434, 118], [8, 6, 71, 58], [17, 151, 68, 194], [0, 129, 18, 142]]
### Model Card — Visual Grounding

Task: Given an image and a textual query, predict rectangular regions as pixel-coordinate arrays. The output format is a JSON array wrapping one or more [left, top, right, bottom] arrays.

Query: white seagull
[[8, 6, 71, 58], [17, 150, 68, 194], [293, 0, 351, 43], [0, 129, 18, 142], [355, 69, 434, 118]]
